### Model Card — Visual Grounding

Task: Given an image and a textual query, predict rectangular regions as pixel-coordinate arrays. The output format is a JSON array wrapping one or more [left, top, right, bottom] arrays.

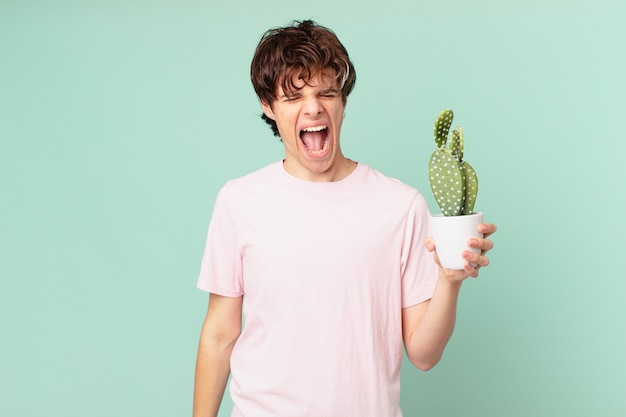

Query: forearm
[[404, 272, 462, 370], [193, 332, 237, 417]]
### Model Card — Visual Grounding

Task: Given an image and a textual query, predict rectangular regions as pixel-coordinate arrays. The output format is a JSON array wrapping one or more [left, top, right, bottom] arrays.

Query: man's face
[[261, 72, 349, 182]]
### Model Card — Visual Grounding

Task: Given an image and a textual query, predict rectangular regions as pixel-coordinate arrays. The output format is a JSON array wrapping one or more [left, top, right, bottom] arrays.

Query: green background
[[1, 0, 624, 416]]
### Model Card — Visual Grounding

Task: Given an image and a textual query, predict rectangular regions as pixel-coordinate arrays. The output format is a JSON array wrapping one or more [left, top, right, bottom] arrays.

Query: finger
[[432, 250, 441, 267], [471, 264, 481, 278], [468, 237, 494, 251], [479, 223, 497, 238], [465, 257, 488, 278], [424, 238, 435, 252], [463, 250, 490, 268], [464, 262, 480, 278], [481, 239, 495, 251]]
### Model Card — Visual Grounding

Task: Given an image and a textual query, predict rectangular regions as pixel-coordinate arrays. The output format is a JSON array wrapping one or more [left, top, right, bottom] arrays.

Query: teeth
[[302, 125, 327, 132]]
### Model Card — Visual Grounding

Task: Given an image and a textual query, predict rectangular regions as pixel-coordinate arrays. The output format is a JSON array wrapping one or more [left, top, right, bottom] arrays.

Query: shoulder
[[352, 164, 432, 218], [218, 161, 282, 197], [358, 163, 421, 198], [227, 161, 281, 186]]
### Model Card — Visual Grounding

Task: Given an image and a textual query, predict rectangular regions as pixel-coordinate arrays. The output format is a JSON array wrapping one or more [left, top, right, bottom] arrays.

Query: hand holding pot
[[425, 223, 497, 280]]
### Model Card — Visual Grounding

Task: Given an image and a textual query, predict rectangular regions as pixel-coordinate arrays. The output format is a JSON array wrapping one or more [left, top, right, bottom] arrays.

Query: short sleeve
[[196, 185, 244, 297], [400, 192, 438, 308]]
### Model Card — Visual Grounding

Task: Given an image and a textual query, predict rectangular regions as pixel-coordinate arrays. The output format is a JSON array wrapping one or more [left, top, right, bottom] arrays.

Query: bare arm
[[402, 277, 461, 370], [402, 223, 496, 370], [193, 293, 243, 417]]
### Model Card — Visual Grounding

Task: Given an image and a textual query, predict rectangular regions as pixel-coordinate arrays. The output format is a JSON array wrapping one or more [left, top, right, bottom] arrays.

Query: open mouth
[[300, 125, 329, 155]]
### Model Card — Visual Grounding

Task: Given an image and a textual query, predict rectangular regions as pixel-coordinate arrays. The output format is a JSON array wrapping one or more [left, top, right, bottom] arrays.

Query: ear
[[261, 100, 276, 120]]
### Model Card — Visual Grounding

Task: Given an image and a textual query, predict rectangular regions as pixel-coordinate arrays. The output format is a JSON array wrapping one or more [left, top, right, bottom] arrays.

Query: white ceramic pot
[[430, 212, 484, 270]]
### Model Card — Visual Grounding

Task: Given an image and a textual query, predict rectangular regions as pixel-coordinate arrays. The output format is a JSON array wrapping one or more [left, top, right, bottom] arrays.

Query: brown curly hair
[[250, 20, 357, 137]]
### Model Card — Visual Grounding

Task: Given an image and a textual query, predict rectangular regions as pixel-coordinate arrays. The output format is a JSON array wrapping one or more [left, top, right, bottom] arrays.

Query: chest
[[236, 194, 406, 298]]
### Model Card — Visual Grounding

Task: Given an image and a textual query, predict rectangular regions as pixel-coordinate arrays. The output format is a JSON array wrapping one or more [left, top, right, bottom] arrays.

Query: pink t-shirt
[[197, 161, 438, 417]]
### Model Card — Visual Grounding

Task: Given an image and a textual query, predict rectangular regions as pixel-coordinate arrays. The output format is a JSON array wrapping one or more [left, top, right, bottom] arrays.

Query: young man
[[193, 20, 496, 417]]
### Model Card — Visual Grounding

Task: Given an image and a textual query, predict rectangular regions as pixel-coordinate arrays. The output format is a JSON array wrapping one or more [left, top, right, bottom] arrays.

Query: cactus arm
[[429, 148, 465, 216], [450, 128, 461, 159], [457, 125, 464, 161], [461, 161, 478, 214], [434, 109, 454, 148]]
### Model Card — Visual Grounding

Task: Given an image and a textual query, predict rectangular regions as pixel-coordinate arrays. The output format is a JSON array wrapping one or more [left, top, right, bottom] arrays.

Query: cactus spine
[[428, 109, 478, 216]]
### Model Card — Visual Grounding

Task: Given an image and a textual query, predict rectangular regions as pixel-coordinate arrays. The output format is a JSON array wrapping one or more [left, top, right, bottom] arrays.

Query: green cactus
[[428, 109, 478, 216]]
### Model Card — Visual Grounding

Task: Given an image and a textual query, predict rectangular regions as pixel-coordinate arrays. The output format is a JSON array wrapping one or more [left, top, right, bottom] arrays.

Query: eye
[[319, 90, 339, 99], [283, 95, 300, 103]]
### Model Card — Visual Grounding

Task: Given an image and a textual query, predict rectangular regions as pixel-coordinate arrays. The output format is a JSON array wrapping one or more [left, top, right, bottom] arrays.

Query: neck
[[283, 157, 357, 182]]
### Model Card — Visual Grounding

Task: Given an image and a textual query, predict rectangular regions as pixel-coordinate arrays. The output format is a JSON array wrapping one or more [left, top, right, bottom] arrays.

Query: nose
[[303, 96, 323, 117]]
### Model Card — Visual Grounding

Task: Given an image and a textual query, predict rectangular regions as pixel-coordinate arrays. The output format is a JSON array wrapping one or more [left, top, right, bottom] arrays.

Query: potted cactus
[[428, 109, 484, 269]]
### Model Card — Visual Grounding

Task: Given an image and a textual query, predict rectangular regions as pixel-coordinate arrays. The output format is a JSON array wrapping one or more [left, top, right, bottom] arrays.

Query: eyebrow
[[278, 85, 340, 101], [280, 88, 339, 97], [279, 91, 302, 100]]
